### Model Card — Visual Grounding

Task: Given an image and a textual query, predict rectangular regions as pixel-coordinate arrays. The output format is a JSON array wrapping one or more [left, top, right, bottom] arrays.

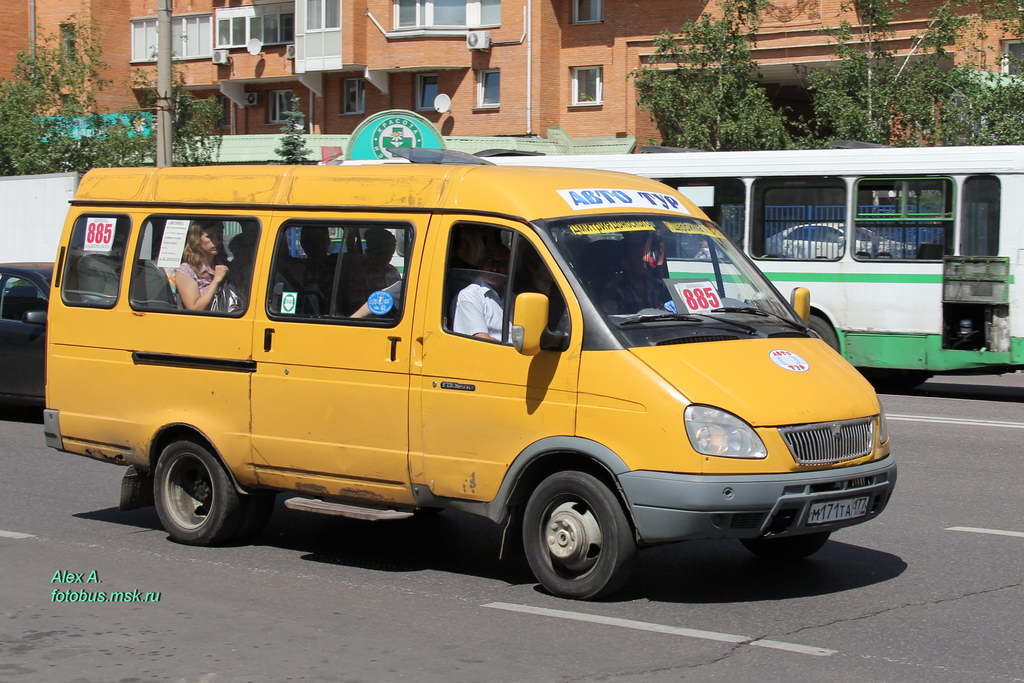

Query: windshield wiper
[[708, 306, 808, 333], [619, 313, 702, 326]]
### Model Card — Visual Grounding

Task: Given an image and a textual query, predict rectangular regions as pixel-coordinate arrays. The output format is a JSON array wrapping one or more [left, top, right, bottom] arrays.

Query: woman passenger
[[175, 222, 229, 311]]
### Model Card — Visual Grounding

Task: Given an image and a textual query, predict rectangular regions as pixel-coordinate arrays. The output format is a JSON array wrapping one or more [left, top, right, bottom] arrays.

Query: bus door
[[411, 218, 580, 502], [249, 215, 422, 505]]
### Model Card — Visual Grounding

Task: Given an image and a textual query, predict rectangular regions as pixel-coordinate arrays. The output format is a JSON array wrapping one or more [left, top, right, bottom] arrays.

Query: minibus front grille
[[778, 417, 874, 465]]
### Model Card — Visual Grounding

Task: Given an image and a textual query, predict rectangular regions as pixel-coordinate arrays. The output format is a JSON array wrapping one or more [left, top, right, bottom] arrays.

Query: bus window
[[267, 221, 412, 323], [854, 177, 953, 260], [61, 215, 131, 308], [129, 216, 261, 315], [960, 176, 1000, 256], [669, 178, 746, 248], [751, 178, 846, 260]]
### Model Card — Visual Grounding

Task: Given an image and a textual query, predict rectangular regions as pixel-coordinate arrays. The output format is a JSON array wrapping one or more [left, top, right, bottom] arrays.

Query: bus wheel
[[740, 531, 830, 561], [522, 471, 636, 600], [154, 440, 243, 546], [807, 315, 840, 352]]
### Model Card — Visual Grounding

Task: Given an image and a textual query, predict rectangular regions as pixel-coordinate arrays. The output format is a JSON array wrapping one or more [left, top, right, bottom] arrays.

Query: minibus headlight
[[684, 405, 767, 459], [878, 408, 889, 445]]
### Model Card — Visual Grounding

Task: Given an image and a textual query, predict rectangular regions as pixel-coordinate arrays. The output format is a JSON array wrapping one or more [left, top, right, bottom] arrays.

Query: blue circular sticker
[[366, 290, 394, 315]]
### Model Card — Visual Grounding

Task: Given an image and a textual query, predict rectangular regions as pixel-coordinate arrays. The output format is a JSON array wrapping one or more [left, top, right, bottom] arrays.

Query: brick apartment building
[[2, 1, 1021, 155]]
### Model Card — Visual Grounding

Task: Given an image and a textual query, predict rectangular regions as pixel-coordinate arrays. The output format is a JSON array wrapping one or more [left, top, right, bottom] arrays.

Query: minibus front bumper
[[617, 457, 896, 544]]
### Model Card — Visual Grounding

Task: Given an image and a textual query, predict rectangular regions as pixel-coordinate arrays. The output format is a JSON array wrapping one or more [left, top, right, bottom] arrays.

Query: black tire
[[807, 315, 840, 352], [740, 531, 831, 561], [522, 471, 636, 600], [153, 440, 243, 545], [233, 492, 277, 542]]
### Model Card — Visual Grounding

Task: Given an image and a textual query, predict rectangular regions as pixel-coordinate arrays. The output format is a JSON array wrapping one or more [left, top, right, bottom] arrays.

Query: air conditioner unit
[[466, 30, 491, 50], [212, 49, 231, 65], [244, 92, 260, 107], [285, 44, 296, 59]]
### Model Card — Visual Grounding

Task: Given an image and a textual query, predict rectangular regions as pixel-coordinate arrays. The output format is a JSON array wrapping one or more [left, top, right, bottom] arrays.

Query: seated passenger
[[597, 233, 671, 314], [453, 244, 509, 341], [341, 229, 400, 314], [175, 222, 232, 312]]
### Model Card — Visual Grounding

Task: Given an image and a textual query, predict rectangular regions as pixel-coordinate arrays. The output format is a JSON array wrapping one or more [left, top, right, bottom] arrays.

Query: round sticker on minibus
[[769, 349, 810, 372]]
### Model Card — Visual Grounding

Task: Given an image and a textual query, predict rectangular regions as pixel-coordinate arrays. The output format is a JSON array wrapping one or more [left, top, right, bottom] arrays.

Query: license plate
[[807, 496, 869, 525]]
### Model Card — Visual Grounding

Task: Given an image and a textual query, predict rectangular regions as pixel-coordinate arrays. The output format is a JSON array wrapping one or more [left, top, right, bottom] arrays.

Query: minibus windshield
[[546, 214, 804, 341]]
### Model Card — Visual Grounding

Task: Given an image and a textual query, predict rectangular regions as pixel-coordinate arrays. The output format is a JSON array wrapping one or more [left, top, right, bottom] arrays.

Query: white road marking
[[482, 602, 836, 657], [946, 526, 1024, 539], [888, 414, 1024, 429], [0, 529, 35, 539]]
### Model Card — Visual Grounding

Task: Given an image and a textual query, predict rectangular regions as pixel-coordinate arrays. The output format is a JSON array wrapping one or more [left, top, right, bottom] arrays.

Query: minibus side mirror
[[22, 310, 47, 326], [790, 287, 810, 324], [511, 292, 549, 356]]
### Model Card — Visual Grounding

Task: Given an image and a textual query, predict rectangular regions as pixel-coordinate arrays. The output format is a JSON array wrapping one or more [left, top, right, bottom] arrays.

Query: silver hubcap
[[545, 501, 603, 573], [164, 454, 213, 530]]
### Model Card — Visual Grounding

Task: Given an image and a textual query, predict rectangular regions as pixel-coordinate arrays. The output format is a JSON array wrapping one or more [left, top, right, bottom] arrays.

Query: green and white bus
[[492, 146, 1023, 390]]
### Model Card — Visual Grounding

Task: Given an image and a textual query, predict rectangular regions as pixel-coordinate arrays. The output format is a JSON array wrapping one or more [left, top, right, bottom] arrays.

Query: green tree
[[807, 0, 1024, 146], [133, 69, 224, 166], [275, 97, 312, 164], [0, 19, 149, 175], [632, 0, 794, 151]]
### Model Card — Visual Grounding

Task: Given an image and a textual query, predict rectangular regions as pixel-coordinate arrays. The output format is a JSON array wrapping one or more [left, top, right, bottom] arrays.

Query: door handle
[[264, 328, 275, 352], [388, 336, 400, 362]]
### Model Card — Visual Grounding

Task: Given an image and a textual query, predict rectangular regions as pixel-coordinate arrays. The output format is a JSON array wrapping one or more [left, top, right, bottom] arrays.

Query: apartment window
[[395, 0, 500, 29], [477, 70, 500, 107], [572, 0, 603, 24], [417, 74, 438, 110], [571, 66, 602, 105], [132, 15, 212, 61], [270, 90, 296, 124], [307, 0, 341, 30], [1003, 41, 1023, 76], [217, 4, 295, 48], [343, 78, 365, 114]]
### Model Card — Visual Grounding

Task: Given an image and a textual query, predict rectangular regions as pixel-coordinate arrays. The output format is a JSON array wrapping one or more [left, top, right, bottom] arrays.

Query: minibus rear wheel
[[154, 440, 243, 546], [740, 531, 830, 561], [522, 471, 637, 600]]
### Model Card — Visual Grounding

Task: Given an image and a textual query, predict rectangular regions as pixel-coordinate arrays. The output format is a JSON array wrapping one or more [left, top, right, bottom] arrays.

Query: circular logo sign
[[366, 290, 395, 316], [371, 115, 425, 160], [769, 349, 810, 372]]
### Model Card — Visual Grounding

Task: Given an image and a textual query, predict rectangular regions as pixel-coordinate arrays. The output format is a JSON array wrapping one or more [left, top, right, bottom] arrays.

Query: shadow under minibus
[[75, 495, 906, 603]]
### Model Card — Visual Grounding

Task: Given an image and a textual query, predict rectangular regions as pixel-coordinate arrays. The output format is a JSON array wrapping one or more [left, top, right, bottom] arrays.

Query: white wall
[[0, 173, 79, 263]]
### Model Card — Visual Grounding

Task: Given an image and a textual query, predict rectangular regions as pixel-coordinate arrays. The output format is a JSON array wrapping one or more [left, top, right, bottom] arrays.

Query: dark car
[[0, 263, 52, 406]]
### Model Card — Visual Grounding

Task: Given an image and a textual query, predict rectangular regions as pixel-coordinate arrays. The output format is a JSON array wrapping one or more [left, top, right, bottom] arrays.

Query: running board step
[[284, 497, 413, 521]]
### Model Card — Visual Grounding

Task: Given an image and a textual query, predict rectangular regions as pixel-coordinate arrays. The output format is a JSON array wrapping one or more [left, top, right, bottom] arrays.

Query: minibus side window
[[266, 221, 412, 324], [444, 223, 513, 343], [443, 223, 568, 348], [128, 216, 260, 316], [61, 215, 131, 308]]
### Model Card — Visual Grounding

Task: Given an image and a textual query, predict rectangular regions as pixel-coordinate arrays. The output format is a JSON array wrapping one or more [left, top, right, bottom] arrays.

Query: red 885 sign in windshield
[[83, 217, 115, 252]]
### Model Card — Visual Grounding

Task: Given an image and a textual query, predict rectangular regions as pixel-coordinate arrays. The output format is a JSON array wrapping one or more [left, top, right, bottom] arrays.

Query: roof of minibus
[[73, 164, 705, 221]]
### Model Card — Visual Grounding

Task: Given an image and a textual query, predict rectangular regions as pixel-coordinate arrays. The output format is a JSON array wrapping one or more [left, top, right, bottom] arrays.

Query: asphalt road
[[1, 374, 1022, 682]]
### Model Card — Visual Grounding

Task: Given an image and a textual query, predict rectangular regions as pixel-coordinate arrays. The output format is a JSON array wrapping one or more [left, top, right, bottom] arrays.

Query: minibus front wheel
[[522, 471, 637, 600], [154, 440, 244, 546]]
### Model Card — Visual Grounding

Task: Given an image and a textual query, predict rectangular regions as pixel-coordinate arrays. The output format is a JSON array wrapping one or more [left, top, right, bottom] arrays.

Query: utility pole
[[156, 0, 173, 167]]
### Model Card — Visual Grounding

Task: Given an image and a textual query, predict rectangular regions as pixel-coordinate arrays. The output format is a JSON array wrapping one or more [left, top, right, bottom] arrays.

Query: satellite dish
[[246, 38, 263, 56], [433, 93, 451, 114]]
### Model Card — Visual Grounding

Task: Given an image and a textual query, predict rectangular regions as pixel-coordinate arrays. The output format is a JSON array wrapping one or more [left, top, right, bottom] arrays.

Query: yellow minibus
[[44, 160, 895, 599]]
